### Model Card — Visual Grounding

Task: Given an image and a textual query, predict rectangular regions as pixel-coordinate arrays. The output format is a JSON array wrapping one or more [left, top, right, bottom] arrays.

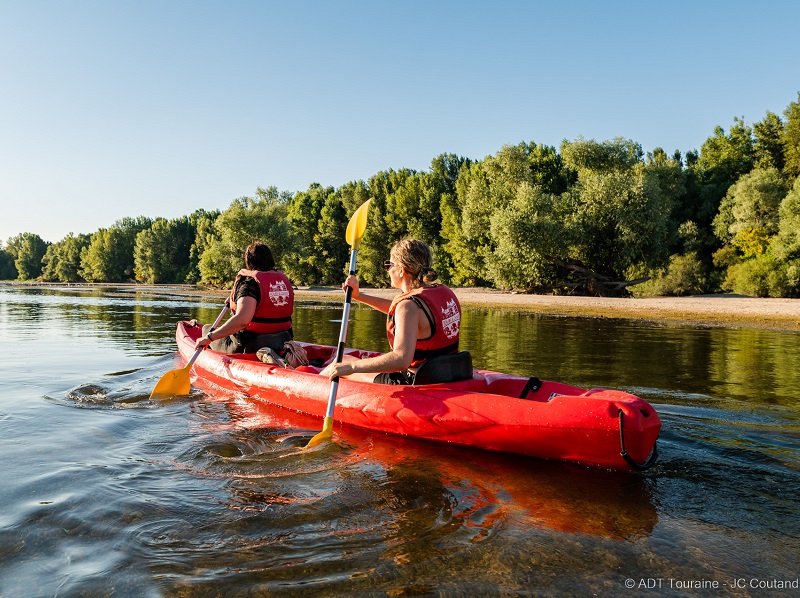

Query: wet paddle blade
[[150, 364, 191, 399], [305, 416, 334, 447], [345, 198, 372, 250], [150, 305, 229, 400]]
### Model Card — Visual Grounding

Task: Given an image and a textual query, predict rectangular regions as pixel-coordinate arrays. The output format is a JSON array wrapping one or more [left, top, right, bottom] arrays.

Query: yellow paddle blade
[[149, 364, 191, 399], [305, 416, 334, 448], [345, 198, 372, 249]]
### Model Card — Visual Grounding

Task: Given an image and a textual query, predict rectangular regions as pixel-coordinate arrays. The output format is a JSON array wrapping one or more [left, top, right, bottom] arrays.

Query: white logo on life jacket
[[269, 280, 290, 306], [441, 299, 461, 339]]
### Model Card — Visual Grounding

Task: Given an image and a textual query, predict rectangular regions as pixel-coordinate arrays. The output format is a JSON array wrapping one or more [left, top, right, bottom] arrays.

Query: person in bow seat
[[194, 241, 294, 355]]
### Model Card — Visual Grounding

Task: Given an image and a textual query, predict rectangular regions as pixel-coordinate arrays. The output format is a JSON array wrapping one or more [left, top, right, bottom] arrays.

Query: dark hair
[[244, 242, 275, 271]]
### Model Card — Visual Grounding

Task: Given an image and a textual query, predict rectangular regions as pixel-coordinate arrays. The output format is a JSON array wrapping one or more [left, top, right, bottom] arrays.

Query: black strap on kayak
[[618, 409, 658, 471], [519, 377, 542, 399]]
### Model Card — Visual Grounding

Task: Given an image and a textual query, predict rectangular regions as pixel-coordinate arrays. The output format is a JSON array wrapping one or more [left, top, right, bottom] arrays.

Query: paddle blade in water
[[345, 198, 372, 249], [150, 365, 191, 399], [305, 416, 334, 448]]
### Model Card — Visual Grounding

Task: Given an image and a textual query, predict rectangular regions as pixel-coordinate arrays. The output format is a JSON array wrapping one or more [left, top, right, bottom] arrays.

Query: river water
[[1, 286, 798, 596]]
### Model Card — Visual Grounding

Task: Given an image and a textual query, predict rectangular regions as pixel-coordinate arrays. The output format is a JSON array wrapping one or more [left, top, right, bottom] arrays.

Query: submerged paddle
[[306, 198, 372, 447], [150, 303, 229, 399]]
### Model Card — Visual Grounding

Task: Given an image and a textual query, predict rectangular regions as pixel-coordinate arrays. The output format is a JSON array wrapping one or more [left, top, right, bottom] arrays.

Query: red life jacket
[[386, 284, 461, 369], [228, 270, 293, 335]]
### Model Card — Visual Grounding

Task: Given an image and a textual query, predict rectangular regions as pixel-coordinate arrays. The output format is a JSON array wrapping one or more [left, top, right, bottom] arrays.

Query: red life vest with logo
[[386, 284, 461, 369], [228, 270, 293, 335]]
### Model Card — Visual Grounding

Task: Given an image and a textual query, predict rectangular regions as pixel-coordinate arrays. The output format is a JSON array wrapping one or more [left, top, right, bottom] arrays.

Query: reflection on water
[[1, 286, 799, 595]]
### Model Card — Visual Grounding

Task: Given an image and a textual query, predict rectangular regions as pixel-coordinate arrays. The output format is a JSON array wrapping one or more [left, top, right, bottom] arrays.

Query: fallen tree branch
[[530, 257, 651, 297]]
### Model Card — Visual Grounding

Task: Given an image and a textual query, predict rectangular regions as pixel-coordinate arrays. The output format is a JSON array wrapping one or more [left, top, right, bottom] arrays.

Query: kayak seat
[[413, 351, 473, 385]]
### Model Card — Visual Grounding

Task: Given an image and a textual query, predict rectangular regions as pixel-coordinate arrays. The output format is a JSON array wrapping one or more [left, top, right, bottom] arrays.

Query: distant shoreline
[[3, 281, 798, 332]]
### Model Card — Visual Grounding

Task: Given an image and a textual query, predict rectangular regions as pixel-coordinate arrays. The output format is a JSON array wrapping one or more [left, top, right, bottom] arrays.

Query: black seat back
[[413, 351, 473, 385]]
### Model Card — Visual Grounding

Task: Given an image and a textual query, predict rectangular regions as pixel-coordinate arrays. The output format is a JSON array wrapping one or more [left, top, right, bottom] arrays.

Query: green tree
[[356, 171, 408, 287], [444, 159, 492, 286], [668, 153, 719, 292], [385, 170, 425, 241], [80, 217, 152, 282], [430, 153, 469, 198], [722, 251, 793, 297], [384, 155, 471, 253], [646, 148, 689, 251], [680, 118, 759, 289], [198, 187, 292, 286], [80, 229, 121, 282], [439, 190, 472, 284], [6, 232, 49, 280], [772, 176, 800, 261], [442, 142, 568, 287], [754, 111, 785, 171], [783, 92, 800, 183], [186, 209, 221, 283], [561, 136, 642, 173], [422, 154, 471, 281], [690, 118, 757, 235], [41, 241, 61, 282], [133, 216, 196, 283], [0, 245, 17, 279], [284, 183, 332, 285], [3, 238, 22, 267], [711, 168, 797, 298], [713, 167, 788, 257], [694, 117, 756, 192], [632, 252, 706, 297], [313, 191, 348, 284], [560, 138, 674, 283], [41, 233, 91, 282], [332, 180, 373, 283], [487, 183, 569, 290]]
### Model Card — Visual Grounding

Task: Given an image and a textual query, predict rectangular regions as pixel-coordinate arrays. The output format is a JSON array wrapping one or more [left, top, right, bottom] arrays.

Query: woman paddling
[[320, 238, 462, 384], [194, 241, 294, 354]]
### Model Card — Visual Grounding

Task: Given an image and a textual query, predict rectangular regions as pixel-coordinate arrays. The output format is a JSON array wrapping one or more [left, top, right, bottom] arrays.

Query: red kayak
[[175, 320, 661, 471]]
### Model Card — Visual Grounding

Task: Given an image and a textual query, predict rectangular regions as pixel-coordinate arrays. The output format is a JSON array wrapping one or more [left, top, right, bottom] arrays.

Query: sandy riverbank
[[294, 286, 800, 332], [5, 281, 797, 332]]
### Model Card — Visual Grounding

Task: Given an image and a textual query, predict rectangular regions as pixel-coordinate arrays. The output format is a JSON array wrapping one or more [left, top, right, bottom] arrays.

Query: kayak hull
[[175, 321, 661, 471]]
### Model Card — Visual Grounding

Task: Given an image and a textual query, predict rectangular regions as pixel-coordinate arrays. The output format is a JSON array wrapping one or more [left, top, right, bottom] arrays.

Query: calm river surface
[[1, 286, 798, 596]]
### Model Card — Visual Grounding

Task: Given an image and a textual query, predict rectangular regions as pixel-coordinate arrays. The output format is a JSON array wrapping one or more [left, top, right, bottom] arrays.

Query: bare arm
[[322, 299, 420, 380], [343, 274, 393, 314], [194, 296, 257, 348]]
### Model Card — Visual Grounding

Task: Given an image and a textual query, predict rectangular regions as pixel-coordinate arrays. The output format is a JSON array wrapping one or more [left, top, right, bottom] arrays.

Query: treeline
[[2, 93, 799, 297]]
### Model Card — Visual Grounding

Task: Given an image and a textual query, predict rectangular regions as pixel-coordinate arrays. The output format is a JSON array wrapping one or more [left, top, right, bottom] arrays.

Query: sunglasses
[[383, 260, 397, 271]]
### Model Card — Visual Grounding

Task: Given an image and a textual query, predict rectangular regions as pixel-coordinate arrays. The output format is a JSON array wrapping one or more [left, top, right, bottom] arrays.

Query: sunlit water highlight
[[1, 286, 798, 596]]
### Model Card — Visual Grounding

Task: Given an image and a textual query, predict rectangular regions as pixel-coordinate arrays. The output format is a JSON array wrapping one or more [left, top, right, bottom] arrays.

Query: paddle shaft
[[305, 197, 371, 447], [185, 303, 229, 370], [323, 249, 358, 419]]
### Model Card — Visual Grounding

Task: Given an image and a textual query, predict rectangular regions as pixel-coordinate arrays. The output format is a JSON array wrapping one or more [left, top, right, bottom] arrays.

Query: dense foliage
[[3, 93, 799, 297], [4, 232, 49, 280]]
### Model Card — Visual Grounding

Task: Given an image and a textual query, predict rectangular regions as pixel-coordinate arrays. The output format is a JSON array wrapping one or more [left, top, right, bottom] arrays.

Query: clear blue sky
[[2, 0, 798, 244]]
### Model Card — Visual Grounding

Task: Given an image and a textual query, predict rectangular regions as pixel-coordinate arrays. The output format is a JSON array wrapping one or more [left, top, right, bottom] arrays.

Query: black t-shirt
[[226, 277, 261, 347], [234, 276, 260, 305]]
